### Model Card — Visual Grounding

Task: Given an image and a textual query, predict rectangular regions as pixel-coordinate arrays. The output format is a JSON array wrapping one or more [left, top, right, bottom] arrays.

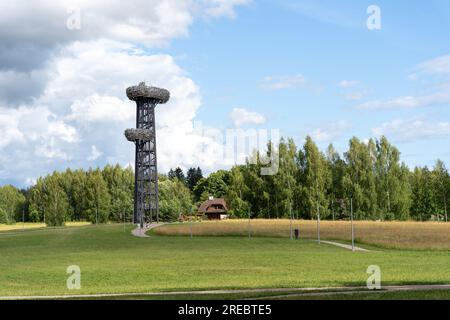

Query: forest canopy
[[0, 136, 448, 226]]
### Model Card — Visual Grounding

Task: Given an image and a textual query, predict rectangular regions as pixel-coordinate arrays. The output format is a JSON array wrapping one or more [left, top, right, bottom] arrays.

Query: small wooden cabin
[[198, 198, 229, 220]]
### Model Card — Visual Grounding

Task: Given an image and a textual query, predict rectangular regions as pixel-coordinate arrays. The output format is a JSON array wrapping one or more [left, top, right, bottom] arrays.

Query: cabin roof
[[198, 198, 228, 214]]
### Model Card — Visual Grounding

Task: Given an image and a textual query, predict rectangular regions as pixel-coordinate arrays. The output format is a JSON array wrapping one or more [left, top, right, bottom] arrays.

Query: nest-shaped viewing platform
[[125, 129, 154, 142], [126, 82, 170, 103]]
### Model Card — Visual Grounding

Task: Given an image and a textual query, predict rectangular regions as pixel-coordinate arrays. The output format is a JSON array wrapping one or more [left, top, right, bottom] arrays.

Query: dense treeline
[[0, 185, 26, 224], [191, 136, 449, 222], [0, 165, 193, 226], [0, 136, 448, 226]]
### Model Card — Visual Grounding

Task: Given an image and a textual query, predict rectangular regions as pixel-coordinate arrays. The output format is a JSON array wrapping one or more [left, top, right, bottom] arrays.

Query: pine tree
[[168, 169, 176, 180], [174, 167, 185, 183], [186, 167, 204, 191]]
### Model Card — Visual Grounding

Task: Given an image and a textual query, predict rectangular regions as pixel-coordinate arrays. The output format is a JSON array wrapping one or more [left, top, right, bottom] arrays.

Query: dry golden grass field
[[154, 219, 450, 250], [0, 221, 90, 232]]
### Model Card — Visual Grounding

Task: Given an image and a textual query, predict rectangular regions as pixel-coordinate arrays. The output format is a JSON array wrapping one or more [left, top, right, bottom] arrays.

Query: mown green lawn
[[283, 289, 450, 300], [90, 289, 450, 300], [0, 224, 449, 297]]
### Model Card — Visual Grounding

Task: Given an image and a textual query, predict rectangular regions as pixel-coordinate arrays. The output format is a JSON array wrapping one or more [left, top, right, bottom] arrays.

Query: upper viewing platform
[[126, 82, 170, 104]]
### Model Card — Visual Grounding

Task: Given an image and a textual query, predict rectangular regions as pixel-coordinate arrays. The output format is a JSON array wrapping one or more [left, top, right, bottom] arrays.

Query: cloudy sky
[[1, 0, 450, 187]]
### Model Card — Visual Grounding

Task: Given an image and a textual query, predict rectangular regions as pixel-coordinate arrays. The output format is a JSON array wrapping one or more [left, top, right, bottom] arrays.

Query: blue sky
[[0, 0, 449, 187], [171, 0, 450, 165]]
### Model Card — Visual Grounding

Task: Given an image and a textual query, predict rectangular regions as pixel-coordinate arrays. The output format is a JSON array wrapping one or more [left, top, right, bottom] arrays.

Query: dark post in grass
[[289, 202, 294, 240], [125, 82, 170, 228]]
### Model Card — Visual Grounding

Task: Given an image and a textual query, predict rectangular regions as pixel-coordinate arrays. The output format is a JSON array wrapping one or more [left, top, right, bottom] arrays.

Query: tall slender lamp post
[[316, 199, 320, 244], [189, 207, 194, 239], [316, 177, 320, 245], [248, 210, 252, 239], [350, 197, 355, 252]]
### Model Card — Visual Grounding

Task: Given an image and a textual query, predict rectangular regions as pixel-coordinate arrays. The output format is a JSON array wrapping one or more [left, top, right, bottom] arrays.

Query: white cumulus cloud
[[0, 40, 240, 184], [356, 92, 450, 110], [310, 120, 351, 142], [197, 0, 250, 18], [0, 0, 249, 60], [372, 118, 450, 142], [230, 108, 266, 127], [87, 145, 102, 161], [412, 54, 450, 77], [0, 0, 251, 185]]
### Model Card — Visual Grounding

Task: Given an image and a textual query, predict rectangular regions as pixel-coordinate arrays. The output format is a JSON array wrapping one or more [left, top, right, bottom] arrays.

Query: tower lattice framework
[[125, 82, 170, 228]]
